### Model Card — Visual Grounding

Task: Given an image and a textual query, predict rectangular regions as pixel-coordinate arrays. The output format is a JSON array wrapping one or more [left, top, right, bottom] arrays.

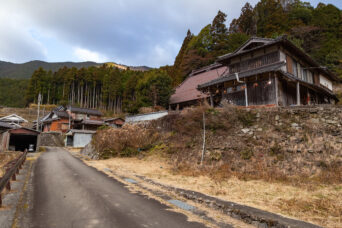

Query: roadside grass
[[0, 152, 21, 177], [85, 155, 342, 228]]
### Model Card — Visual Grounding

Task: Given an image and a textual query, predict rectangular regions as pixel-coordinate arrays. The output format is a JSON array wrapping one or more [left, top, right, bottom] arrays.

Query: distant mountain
[[0, 60, 152, 79]]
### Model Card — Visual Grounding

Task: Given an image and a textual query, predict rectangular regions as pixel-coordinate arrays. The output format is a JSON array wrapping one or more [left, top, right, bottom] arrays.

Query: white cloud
[[0, 8, 47, 63], [2, 0, 262, 66], [4, 0, 340, 66], [73, 47, 108, 63]]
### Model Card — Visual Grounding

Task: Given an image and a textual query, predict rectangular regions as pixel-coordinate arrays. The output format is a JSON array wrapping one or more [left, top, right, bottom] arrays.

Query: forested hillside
[[170, 0, 342, 85], [0, 79, 29, 107], [25, 66, 172, 114]]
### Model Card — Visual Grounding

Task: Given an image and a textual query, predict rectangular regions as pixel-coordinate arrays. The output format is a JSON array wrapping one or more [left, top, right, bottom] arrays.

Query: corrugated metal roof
[[0, 121, 15, 129], [170, 66, 227, 105]]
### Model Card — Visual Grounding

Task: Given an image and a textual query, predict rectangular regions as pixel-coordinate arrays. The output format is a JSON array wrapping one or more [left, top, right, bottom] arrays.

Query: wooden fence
[[0, 151, 27, 207]]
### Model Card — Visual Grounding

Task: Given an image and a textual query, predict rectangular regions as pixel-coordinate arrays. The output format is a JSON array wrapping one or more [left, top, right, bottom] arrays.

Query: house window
[[302, 68, 307, 81], [292, 59, 298, 77], [307, 71, 313, 84], [227, 85, 245, 94]]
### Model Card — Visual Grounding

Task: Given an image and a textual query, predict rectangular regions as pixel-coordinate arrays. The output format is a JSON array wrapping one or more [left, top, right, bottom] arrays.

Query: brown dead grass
[[86, 155, 342, 228], [93, 124, 160, 158], [0, 152, 21, 177]]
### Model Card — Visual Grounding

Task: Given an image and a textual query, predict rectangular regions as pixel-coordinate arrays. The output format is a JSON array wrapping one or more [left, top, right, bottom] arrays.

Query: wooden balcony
[[230, 52, 280, 74]]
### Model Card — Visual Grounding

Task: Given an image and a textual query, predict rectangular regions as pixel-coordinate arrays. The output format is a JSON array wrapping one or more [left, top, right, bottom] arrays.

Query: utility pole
[[36, 93, 41, 131], [201, 111, 206, 165]]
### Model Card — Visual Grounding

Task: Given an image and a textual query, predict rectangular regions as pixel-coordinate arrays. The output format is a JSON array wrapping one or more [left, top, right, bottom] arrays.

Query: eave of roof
[[198, 61, 286, 89], [79, 119, 105, 125], [66, 129, 96, 135], [197, 62, 337, 100], [104, 118, 125, 122]]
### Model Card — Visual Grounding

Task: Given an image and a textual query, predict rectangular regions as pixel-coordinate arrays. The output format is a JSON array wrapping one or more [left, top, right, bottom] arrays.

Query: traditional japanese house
[[41, 108, 70, 133], [67, 106, 103, 121], [0, 114, 28, 126], [169, 63, 227, 110], [73, 119, 105, 131], [104, 118, 125, 128], [67, 106, 104, 130], [198, 36, 338, 107]]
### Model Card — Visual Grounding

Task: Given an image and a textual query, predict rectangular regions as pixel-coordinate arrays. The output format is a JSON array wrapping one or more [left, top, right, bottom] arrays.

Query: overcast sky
[[0, 0, 341, 67]]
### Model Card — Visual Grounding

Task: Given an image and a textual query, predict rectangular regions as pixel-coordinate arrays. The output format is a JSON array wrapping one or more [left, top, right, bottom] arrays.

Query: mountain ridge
[[0, 60, 151, 79]]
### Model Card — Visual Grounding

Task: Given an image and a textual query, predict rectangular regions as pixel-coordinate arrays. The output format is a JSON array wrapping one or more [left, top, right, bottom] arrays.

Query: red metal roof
[[170, 66, 227, 105]]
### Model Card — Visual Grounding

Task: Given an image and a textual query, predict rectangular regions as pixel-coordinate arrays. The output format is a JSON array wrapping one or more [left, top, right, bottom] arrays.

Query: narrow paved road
[[19, 148, 206, 228]]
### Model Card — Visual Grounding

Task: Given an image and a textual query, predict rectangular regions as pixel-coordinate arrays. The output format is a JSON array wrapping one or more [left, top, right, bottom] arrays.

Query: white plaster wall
[[319, 75, 333, 91], [73, 133, 93, 148], [280, 51, 287, 72]]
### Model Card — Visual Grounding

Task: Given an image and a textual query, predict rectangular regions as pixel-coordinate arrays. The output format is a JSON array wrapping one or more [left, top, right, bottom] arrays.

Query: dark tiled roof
[[53, 111, 70, 118], [69, 107, 103, 116], [54, 106, 66, 111], [170, 66, 227, 105], [42, 118, 60, 123], [217, 37, 280, 61], [198, 62, 285, 89]]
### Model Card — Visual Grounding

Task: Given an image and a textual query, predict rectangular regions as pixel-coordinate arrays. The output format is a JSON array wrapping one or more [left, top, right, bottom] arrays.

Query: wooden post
[[275, 74, 279, 106], [296, 81, 300, 106], [244, 83, 248, 107], [36, 93, 41, 131], [201, 112, 206, 165], [209, 91, 214, 107]]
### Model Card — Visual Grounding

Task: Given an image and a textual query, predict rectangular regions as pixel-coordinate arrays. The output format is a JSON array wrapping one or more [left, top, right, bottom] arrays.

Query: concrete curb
[[135, 175, 321, 228]]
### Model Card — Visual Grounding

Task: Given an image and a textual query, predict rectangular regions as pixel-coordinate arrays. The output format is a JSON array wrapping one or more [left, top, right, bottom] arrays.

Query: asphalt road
[[19, 147, 206, 228]]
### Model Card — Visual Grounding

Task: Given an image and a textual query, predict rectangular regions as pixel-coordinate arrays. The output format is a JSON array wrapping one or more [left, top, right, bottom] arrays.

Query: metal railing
[[0, 150, 27, 207]]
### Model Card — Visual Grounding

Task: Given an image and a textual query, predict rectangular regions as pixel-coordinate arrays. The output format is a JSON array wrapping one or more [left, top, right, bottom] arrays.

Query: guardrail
[[0, 150, 27, 207]]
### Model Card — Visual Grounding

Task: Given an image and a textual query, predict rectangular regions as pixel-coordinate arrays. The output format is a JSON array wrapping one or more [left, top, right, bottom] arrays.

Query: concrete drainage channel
[[102, 167, 322, 228]]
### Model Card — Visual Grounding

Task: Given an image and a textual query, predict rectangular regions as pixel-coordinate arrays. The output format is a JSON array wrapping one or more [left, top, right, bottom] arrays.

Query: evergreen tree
[[210, 10, 228, 52], [236, 3, 256, 35], [171, 29, 193, 85]]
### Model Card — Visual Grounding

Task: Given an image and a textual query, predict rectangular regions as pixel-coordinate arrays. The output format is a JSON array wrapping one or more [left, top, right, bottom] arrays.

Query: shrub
[[269, 143, 281, 156], [93, 124, 160, 159], [236, 110, 256, 127], [240, 148, 253, 160]]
